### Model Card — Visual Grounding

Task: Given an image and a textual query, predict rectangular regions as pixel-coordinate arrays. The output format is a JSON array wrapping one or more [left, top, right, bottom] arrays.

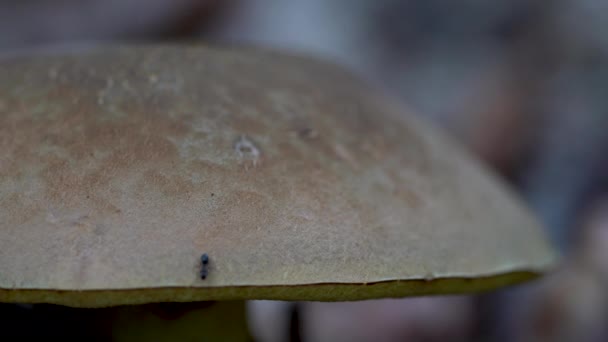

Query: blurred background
[[1, 1, 607, 341]]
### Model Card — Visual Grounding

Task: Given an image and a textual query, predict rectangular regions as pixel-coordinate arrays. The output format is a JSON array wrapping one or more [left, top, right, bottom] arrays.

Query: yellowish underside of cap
[[0, 271, 539, 308]]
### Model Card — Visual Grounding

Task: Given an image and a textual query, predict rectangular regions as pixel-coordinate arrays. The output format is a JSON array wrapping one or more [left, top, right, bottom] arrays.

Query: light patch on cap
[[235, 135, 262, 167]]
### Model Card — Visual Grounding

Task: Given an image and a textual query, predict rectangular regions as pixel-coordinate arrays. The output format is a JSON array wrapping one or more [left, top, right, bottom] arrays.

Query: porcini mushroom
[[0, 45, 556, 339]]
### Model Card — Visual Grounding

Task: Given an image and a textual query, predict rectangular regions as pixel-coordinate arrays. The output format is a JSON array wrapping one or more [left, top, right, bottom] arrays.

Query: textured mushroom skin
[[0, 46, 557, 306]]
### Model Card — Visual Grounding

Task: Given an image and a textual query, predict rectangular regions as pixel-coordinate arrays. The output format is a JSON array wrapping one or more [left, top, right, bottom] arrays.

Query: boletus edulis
[[0, 45, 557, 340]]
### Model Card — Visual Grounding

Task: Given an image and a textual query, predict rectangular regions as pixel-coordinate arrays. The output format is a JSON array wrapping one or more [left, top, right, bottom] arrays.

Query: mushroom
[[0, 45, 556, 339]]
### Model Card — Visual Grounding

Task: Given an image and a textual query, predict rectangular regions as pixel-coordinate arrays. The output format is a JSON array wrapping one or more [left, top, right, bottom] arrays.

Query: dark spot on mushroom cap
[[297, 127, 317, 139]]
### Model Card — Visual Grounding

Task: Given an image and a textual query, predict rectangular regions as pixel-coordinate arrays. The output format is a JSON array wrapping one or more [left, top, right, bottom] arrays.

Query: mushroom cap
[[0, 45, 557, 307]]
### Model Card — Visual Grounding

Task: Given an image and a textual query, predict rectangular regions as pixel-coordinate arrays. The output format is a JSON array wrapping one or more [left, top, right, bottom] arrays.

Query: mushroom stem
[[107, 301, 252, 341]]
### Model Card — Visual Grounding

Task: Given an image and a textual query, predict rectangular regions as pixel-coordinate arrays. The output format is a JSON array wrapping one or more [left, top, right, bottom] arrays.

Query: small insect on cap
[[0, 45, 557, 308], [200, 254, 209, 280]]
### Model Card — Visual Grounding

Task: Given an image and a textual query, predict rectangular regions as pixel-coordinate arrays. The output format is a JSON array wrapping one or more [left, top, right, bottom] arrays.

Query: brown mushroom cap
[[0, 45, 557, 307]]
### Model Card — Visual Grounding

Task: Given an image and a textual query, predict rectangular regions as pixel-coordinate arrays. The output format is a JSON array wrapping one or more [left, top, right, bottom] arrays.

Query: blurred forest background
[[1, 1, 607, 341]]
